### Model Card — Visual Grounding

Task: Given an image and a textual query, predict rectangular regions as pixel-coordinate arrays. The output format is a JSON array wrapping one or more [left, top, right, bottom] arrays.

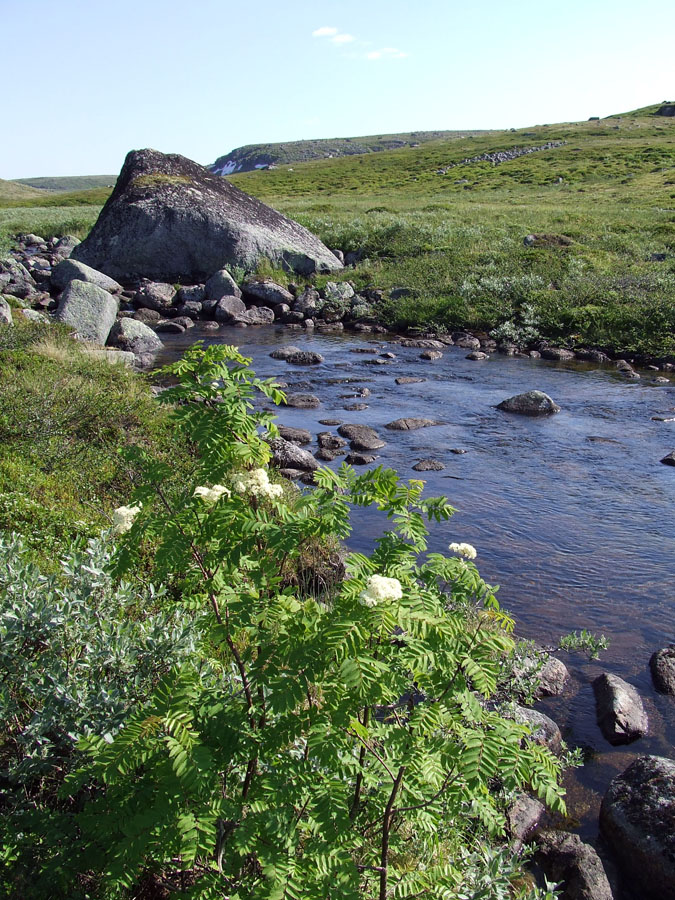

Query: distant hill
[[605, 101, 675, 118], [0, 179, 47, 201], [209, 131, 488, 174], [12, 175, 117, 192]]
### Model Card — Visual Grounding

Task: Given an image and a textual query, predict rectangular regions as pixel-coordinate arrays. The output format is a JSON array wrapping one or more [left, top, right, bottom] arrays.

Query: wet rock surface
[[649, 646, 675, 694], [497, 390, 561, 415], [593, 673, 648, 745]]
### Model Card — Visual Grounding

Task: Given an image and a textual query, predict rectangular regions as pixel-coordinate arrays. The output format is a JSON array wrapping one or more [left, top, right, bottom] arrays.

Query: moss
[[132, 174, 193, 188]]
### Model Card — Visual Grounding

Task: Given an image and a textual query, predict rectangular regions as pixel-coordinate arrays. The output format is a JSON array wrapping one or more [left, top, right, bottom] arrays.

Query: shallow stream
[[157, 324, 674, 860]]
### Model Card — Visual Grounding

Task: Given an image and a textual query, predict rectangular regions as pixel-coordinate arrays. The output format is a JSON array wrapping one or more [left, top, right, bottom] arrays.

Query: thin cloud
[[366, 47, 408, 61], [312, 27, 407, 59]]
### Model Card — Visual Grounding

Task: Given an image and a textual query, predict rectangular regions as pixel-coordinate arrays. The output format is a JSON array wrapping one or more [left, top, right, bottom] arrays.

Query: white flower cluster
[[232, 468, 283, 500], [112, 504, 141, 534], [193, 484, 231, 505], [448, 542, 477, 560], [359, 574, 403, 608]]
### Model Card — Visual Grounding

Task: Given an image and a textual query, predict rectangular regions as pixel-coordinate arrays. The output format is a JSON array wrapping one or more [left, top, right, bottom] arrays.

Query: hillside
[[12, 174, 117, 192], [210, 130, 488, 174], [0, 178, 48, 202]]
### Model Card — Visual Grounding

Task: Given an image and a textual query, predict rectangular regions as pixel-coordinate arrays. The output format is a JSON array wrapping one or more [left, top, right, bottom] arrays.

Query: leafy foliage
[[0, 345, 566, 898]]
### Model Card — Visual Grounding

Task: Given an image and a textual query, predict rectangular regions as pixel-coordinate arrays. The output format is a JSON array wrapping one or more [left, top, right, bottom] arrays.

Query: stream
[[156, 323, 674, 858]]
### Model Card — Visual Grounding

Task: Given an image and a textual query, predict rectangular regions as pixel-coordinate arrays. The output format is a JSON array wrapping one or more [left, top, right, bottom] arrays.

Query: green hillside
[[0, 179, 48, 202], [210, 130, 488, 173], [12, 174, 117, 192]]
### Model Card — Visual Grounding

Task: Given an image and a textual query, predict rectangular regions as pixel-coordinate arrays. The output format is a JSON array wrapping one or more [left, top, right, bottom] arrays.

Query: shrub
[[3, 344, 566, 899]]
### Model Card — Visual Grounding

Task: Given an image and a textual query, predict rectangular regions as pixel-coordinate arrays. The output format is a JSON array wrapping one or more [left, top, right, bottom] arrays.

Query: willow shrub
[[54, 344, 563, 899]]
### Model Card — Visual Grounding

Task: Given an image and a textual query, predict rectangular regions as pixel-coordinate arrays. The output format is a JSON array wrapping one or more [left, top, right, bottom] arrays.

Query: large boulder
[[268, 437, 319, 472], [70, 148, 343, 281], [55, 280, 118, 345], [600, 755, 675, 899]]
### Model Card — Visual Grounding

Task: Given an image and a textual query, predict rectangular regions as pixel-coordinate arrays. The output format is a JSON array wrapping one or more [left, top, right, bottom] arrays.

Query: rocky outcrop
[[592, 673, 648, 745], [71, 149, 342, 281], [55, 280, 118, 344], [497, 390, 561, 415], [600, 755, 675, 899]]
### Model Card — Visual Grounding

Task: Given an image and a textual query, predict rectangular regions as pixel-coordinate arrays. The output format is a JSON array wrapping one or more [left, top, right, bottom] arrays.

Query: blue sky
[[2, 0, 673, 178]]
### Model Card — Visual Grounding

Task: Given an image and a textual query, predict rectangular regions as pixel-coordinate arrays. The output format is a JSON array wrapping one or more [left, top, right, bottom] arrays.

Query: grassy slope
[[211, 130, 488, 170], [0, 179, 48, 202], [12, 174, 117, 192], [229, 115, 675, 356]]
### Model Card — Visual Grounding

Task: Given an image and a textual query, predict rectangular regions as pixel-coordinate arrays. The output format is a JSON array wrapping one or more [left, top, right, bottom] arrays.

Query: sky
[[2, 0, 673, 178]]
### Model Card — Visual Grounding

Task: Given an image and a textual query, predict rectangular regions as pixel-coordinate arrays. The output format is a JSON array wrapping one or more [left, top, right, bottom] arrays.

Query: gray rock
[[399, 338, 444, 349], [134, 281, 176, 313], [497, 391, 561, 416], [600, 755, 675, 900], [53, 235, 80, 257], [533, 831, 613, 900], [593, 673, 648, 745], [214, 295, 247, 322], [268, 437, 319, 471], [337, 424, 385, 451], [155, 320, 185, 333], [176, 300, 202, 319], [284, 351, 324, 365], [55, 279, 118, 344], [324, 280, 354, 301], [421, 350, 443, 360], [467, 351, 489, 360], [0, 258, 36, 299], [20, 309, 49, 323], [51, 258, 122, 293], [176, 284, 205, 305], [513, 705, 562, 754], [282, 393, 320, 409], [539, 656, 570, 697], [386, 417, 439, 431], [172, 316, 195, 329], [108, 317, 163, 354], [412, 459, 445, 471], [292, 287, 319, 315], [0, 297, 13, 326], [454, 335, 481, 351], [270, 345, 302, 360], [282, 309, 305, 325], [235, 306, 275, 326], [506, 793, 545, 849], [343, 402, 368, 411], [660, 451, 675, 466], [315, 448, 343, 461], [243, 279, 293, 307], [134, 307, 161, 324], [649, 645, 675, 694], [318, 419, 343, 426], [541, 347, 576, 361], [204, 268, 241, 301], [71, 148, 342, 280], [345, 452, 378, 465], [277, 425, 312, 445], [396, 376, 426, 385], [575, 349, 609, 363], [317, 432, 348, 451]]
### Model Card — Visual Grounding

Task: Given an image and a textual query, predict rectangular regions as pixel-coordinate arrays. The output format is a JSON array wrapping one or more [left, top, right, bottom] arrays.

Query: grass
[[0, 319, 194, 563], [1, 108, 674, 355], [228, 113, 675, 356], [11, 174, 116, 192]]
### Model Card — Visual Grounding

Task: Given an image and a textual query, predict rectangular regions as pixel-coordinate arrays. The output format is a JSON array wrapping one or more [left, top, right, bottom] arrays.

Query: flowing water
[[157, 324, 674, 855]]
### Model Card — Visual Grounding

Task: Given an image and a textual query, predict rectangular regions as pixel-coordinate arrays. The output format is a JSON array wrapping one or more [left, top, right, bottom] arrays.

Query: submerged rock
[[71, 148, 342, 281]]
